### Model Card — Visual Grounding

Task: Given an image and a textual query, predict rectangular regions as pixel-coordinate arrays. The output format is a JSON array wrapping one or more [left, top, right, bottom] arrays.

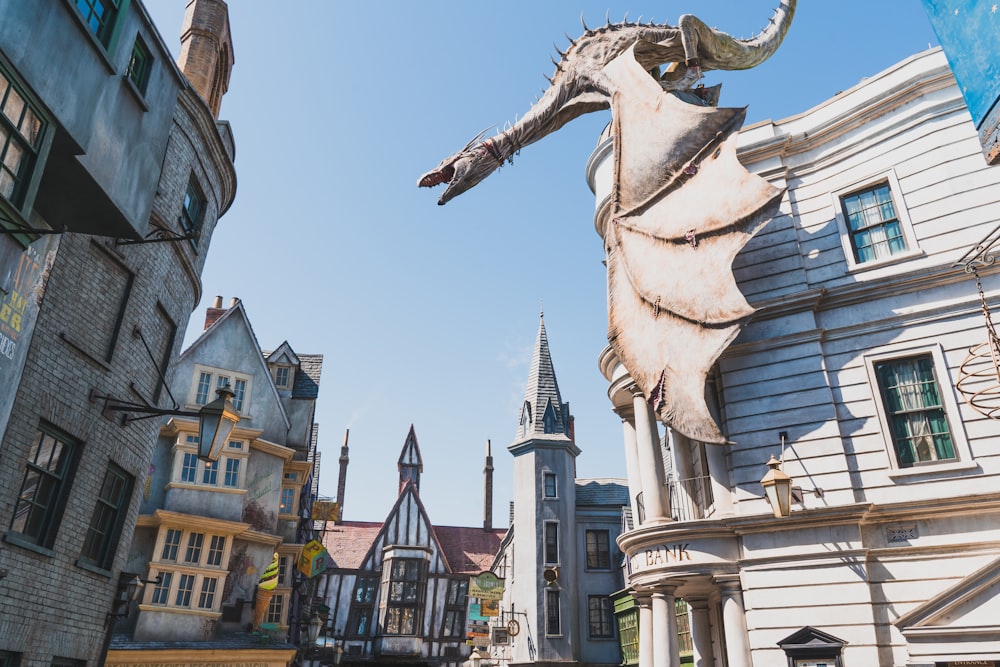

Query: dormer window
[[273, 364, 291, 389], [189, 365, 251, 415]]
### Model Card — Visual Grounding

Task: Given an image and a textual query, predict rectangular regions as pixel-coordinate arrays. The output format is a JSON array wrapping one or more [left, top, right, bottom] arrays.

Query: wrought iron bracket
[[954, 221, 1000, 272], [88, 387, 196, 425], [114, 218, 200, 246]]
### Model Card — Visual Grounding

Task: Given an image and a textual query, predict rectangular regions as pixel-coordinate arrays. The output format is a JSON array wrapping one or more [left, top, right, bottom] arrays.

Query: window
[[544, 522, 559, 564], [161, 528, 181, 561], [175, 573, 195, 606], [180, 175, 205, 245], [184, 532, 204, 563], [543, 472, 557, 498], [585, 530, 611, 570], [265, 593, 285, 625], [274, 365, 290, 388], [172, 435, 246, 490], [833, 172, 919, 270], [232, 378, 247, 412], [50, 659, 85, 667], [545, 589, 561, 635], [224, 459, 240, 488], [74, 0, 120, 46], [442, 579, 469, 637], [80, 463, 134, 570], [0, 64, 45, 208], [588, 596, 614, 638], [875, 354, 956, 468], [126, 36, 152, 94], [385, 558, 426, 635], [676, 599, 693, 660], [146, 303, 176, 402], [201, 459, 218, 485], [197, 577, 217, 609], [150, 572, 172, 604], [0, 651, 20, 667], [279, 487, 295, 515], [195, 372, 212, 405], [190, 367, 251, 413], [9, 424, 80, 548], [207, 535, 225, 566], [181, 453, 197, 483], [348, 575, 377, 636]]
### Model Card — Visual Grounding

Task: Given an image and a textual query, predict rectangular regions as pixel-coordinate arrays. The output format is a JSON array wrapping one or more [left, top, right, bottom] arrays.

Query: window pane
[[81, 463, 133, 568], [876, 354, 956, 468], [10, 426, 77, 546], [151, 572, 171, 604], [842, 183, 905, 264], [195, 372, 212, 404], [185, 532, 204, 563]]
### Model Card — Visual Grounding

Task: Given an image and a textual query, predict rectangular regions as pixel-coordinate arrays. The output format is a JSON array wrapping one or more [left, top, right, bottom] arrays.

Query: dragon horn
[[462, 127, 493, 151]]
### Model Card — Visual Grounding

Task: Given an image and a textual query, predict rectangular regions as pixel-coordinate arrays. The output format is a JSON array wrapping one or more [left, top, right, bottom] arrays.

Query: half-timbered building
[[317, 426, 505, 666]]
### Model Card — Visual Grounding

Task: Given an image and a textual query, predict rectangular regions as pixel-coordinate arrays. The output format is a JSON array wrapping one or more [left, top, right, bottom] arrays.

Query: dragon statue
[[419, 2, 795, 445]]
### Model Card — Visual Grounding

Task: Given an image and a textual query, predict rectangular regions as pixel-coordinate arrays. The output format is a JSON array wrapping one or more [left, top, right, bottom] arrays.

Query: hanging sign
[[469, 571, 505, 600]]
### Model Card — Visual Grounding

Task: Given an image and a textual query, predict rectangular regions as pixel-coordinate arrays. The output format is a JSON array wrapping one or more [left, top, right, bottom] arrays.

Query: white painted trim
[[830, 168, 924, 273]]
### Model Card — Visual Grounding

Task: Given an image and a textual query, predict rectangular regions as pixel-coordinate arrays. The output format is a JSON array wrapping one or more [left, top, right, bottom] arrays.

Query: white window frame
[[145, 524, 232, 614], [273, 364, 292, 389], [864, 342, 975, 478], [187, 364, 252, 416], [169, 434, 249, 492], [542, 471, 558, 499], [831, 169, 922, 272]]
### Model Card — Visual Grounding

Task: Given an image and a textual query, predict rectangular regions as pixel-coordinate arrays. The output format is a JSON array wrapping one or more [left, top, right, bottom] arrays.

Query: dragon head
[[418, 132, 504, 205]]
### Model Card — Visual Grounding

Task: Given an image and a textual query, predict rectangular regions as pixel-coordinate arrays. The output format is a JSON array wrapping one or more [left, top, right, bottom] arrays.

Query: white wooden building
[[588, 48, 1000, 666]]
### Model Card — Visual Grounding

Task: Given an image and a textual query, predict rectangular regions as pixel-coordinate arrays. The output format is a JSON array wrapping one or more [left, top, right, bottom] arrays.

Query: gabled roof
[[434, 525, 506, 574], [177, 300, 291, 431], [321, 521, 384, 569], [263, 343, 323, 399]]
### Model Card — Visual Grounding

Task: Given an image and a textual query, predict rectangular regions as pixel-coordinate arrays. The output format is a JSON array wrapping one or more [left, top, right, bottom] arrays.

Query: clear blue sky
[[142, 1, 940, 527]]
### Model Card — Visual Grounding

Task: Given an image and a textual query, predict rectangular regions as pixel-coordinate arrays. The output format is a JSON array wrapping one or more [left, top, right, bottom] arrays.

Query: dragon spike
[[564, 32, 576, 46], [605, 9, 611, 26], [462, 126, 493, 152], [553, 43, 566, 58], [623, 11, 630, 23], [580, 12, 588, 31], [542, 73, 552, 84]]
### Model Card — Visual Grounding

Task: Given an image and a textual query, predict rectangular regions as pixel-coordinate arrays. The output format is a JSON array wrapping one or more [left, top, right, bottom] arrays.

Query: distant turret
[[178, 0, 234, 118]]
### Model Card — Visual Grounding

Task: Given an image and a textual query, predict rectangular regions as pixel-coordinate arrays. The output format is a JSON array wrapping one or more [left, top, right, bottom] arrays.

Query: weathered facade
[[106, 297, 323, 665], [590, 48, 1000, 666], [0, 1, 237, 663], [490, 316, 629, 667], [316, 427, 505, 666]]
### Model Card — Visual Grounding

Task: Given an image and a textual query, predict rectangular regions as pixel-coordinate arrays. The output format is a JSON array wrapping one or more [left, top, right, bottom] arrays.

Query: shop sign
[[469, 571, 505, 600]]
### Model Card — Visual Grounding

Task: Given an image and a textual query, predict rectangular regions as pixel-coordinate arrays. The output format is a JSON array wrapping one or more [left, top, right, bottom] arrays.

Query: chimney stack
[[177, 0, 234, 119], [483, 440, 494, 531], [335, 429, 350, 524], [204, 295, 226, 330]]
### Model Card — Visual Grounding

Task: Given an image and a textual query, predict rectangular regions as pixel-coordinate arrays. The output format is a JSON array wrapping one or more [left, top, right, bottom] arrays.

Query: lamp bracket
[[89, 387, 197, 425], [114, 218, 200, 246]]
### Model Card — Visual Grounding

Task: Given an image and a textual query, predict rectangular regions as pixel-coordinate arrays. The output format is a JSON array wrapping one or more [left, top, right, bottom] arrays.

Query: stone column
[[716, 576, 751, 666], [651, 586, 681, 667], [632, 387, 668, 523], [705, 442, 734, 516], [686, 596, 713, 667], [636, 592, 654, 667], [616, 408, 644, 525]]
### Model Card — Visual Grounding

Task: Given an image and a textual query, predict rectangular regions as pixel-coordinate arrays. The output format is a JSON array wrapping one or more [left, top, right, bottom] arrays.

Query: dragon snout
[[418, 165, 454, 188]]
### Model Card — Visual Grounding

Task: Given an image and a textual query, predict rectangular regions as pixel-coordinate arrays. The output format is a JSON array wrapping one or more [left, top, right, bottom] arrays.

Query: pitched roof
[[575, 478, 629, 506], [433, 525, 506, 574], [321, 521, 384, 569], [293, 353, 323, 399]]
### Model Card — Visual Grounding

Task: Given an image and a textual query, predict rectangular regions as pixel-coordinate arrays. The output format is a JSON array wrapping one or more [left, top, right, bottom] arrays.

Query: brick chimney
[[178, 0, 234, 118], [203, 295, 226, 330]]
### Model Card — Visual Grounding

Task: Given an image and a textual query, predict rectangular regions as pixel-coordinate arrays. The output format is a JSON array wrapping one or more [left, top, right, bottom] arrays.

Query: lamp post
[[99, 572, 160, 665], [760, 455, 793, 518], [89, 384, 240, 461]]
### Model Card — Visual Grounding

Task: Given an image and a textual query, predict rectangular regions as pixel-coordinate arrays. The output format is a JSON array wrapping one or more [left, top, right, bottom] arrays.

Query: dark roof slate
[[575, 478, 629, 506]]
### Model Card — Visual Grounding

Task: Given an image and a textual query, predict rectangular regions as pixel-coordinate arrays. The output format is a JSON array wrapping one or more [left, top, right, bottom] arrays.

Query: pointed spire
[[398, 425, 423, 494], [516, 312, 571, 441], [335, 428, 349, 524]]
